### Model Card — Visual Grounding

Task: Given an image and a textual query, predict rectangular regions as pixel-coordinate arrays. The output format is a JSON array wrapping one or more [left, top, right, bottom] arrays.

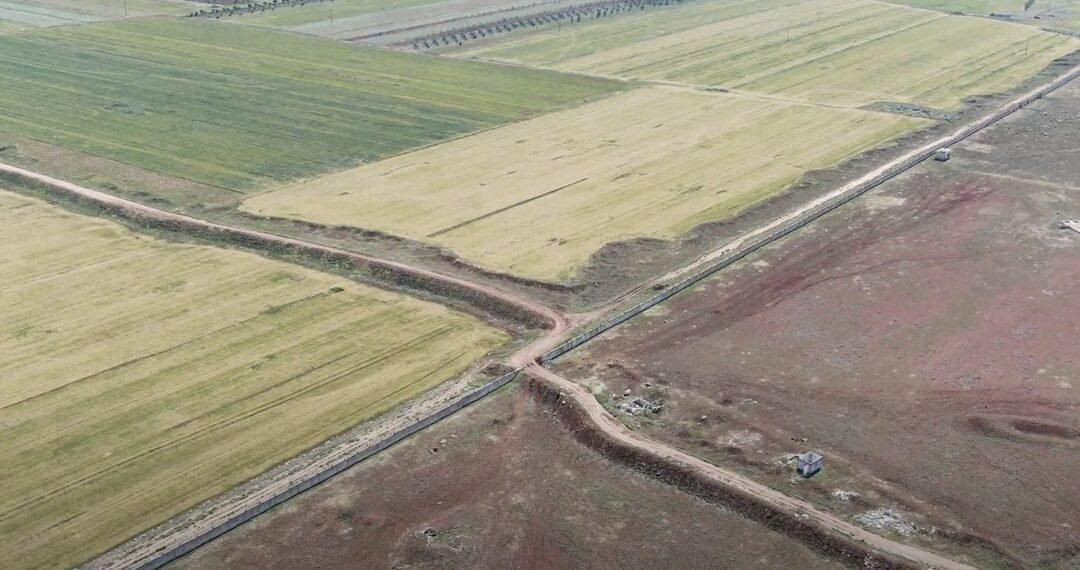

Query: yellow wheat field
[[243, 87, 924, 281], [458, 0, 1078, 109], [0, 190, 507, 568]]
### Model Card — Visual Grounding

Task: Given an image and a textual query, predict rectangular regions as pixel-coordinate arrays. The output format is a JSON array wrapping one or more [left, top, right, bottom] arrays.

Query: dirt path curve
[[0, 162, 569, 339], [527, 365, 974, 570], [2, 161, 969, 569]]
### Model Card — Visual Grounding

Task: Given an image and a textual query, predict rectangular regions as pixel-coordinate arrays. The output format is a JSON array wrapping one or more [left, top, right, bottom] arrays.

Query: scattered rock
[[616, 397, 664, 416], [857, 508, 917, 537], [623, 388, 632, 396], [832, 489, 860, 502], [699, 415, 708, 422], [866, 101, 958, 121], [423, 527, 438, 537]]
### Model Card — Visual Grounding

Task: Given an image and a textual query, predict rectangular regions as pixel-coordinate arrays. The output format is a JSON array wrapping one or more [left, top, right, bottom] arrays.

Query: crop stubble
[[458, 0, 1078, 109], [243, 86, 924, 281]]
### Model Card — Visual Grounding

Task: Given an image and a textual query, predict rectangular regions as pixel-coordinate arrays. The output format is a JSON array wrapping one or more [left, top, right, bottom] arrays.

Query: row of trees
[[189, 0, 335, 18], [408, 0, 689, 49]]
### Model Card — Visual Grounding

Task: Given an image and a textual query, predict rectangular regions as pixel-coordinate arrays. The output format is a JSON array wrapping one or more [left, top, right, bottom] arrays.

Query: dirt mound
[[968, 414, 1079, 446]]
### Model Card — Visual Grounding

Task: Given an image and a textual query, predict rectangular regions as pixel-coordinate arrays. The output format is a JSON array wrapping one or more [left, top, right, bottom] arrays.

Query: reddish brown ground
[[556, 83, 1080, 567], [174, 386, 838, 569]]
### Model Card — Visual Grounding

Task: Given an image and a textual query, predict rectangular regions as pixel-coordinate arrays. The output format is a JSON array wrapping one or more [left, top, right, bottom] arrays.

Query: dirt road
[[1, 159, 971, 569], [0, 162, 568, 334], [528, 365, 975, 570]]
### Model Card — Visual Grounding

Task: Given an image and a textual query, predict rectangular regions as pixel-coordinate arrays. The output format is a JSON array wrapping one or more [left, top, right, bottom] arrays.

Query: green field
[[243, 87, 924, 281], [0, 18, 619, 191], [458, 0, 1078, 109], [0, 189, 507, 568], [239, 0, 438, 27]]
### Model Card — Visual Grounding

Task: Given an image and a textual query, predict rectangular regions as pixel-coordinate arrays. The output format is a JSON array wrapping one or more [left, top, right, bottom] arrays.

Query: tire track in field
[[0, 323, 463, 523]]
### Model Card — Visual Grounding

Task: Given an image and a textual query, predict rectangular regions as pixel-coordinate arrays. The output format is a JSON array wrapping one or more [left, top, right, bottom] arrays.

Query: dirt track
[[0, 163, 568, 334], [29, 62, 1080, 566], [3, 158, 974, 569], [527, 365, 975, 569]]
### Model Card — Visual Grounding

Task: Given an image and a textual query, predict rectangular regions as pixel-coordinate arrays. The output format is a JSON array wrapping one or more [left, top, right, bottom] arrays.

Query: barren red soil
[[174, 386, 838, 569], [556, 83, 1080, 567]]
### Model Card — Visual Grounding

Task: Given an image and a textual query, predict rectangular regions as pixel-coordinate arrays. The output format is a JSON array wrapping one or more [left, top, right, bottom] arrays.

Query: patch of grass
[[457, 0, 1078, 109], [243, 87, 924, 280], [0, 189, 508, 568], [0, 18, 621, 191]]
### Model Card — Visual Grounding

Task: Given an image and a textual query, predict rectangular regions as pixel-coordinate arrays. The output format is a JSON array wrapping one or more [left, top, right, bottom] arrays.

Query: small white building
[[797, 451, 823, 477], [934, 148, 952, 161]]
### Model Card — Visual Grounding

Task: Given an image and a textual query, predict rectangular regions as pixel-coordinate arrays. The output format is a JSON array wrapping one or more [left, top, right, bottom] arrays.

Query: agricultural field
[[457, 0, 1078, 109], [237, 0, 590, 45], [0, 190, 507, 569], [887, 0, 1080, 32], [243, 86, 923, 281], [0, 17, 619, 191], [0, 0, 194, 28], [174, 387, 841, 569], [236, 0, 441, 28], [553, 80, 1080, 567]]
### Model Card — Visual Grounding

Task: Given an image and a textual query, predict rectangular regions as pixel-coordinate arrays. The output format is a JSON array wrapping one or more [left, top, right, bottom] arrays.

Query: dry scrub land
[[555, 80, 1080, 567], [0, 190, 507, 569], [457, 0, 1078, 109], [0, 17, 617, 191], [174, 387, 840, 569], [244, 86, 923, 281]]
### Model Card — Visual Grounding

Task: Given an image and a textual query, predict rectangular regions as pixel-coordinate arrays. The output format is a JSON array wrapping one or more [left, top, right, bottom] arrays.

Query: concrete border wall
[[115, 369, 520, 570], [541, 62, 1080, 364]]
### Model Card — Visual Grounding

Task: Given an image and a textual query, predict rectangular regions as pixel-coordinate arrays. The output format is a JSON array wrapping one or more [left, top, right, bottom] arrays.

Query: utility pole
[[330, 7, 333, 23], [123, 0, 128, 18]]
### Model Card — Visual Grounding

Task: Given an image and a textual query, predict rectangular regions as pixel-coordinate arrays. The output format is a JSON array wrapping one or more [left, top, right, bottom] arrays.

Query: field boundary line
[[0, 163, 562, 330], [77, 368, 522, 569], [426, 176, 589, 238], [527, 369, 975, 569], [539, 61, 1080, 364], [3, 59, 1075, 570]]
